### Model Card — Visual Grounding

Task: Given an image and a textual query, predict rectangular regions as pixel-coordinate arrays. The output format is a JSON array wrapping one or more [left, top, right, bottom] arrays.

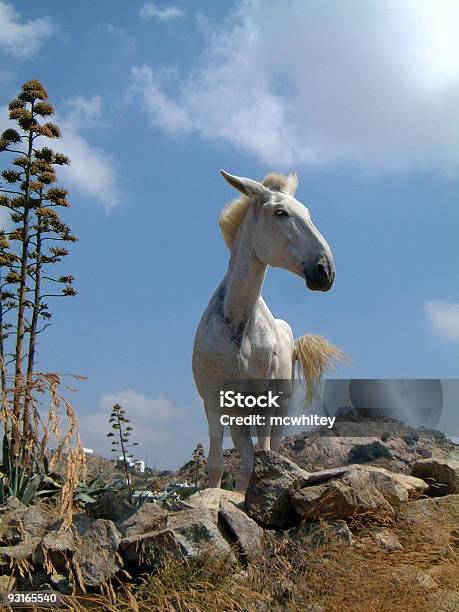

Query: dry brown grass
[[52, 500, 459, 612], [0, 372, 86, 526]]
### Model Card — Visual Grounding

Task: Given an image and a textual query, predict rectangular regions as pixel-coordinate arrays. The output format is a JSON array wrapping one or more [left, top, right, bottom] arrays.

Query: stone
[[295, 519, 353, 548], [36, 527, 75, 572], [218, 499, 263, 560], [119, 508, 234, 567], [374, 531, 403, 551], [411, 459, 459, 496], [75, 519, 123, 588], [393, 565, 438, 589], [117, 503, 167, 537], [291, 468, 395, 521], [245, 450, 308, 528], [88, 492, 133, 523], [0, 540, 39, 569], [427, 589, 459, 611], [50, 573, 72, 595], [395, 494, 459, 549], [187, 488, 245, 513]]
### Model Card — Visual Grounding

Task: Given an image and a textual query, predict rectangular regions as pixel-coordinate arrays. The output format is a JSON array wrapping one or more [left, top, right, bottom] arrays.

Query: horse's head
[[221, 170, 335, 291]]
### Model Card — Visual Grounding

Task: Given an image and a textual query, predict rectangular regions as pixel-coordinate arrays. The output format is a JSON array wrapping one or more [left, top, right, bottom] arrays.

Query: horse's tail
[[292, 334, 345, 402]]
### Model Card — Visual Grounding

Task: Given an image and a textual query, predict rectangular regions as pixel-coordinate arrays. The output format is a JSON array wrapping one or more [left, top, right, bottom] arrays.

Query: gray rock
[[0, 539, 39, 569], [295, 519, 353, 548], [411, 459, 459, 496], [291, 468, 395, 521], [119, 508, 234, 567], [374, 531, 403, 551], [75, 519, 123, 588], [50, 572, 73, 595], [117, 503, 167, 537], [36, 526, 75, 571], [245, 450, 308, 528], [218, 499, 263, 560], [89, 492, 133, 523]]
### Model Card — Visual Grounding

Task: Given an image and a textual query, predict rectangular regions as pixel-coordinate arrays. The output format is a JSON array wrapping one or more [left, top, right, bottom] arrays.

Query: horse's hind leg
[[204, 400, 224, 488], [230, 423, 254, 490]]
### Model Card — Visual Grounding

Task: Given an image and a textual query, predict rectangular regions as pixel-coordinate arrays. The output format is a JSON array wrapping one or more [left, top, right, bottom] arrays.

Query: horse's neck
[[223, 209, 266, 337]]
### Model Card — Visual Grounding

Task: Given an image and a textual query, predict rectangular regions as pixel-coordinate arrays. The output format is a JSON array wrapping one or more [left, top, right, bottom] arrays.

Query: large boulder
[[218, 499, 263, 560], [291, 468, 395, 521], [290, 464, 427, 521], [119, 508, 234, 567], [245, 450, 308, 528], [411, 459, 459, 496]]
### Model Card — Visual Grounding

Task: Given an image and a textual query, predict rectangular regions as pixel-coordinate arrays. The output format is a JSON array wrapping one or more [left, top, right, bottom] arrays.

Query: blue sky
[[0, 0, 458, 468]]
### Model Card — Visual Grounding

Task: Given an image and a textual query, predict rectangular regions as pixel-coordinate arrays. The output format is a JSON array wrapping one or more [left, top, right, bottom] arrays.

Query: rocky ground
[[0, 422, 458, 611]]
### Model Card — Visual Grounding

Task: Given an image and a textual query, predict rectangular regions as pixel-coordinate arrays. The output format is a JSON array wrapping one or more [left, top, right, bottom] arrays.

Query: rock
[[117, 503, 167, 537], [395, 494, 459, 549], [50, 572, 72, 594], [411, 459, 459, 496], [88, 492, 133, 523], [363, 467, 428, 505], [0, 574, 16, 594], [295, 519, 353, 547], [16, 571, 49, 592], [245, 450, 308, 528], [394, 565, 438, 589], [427, 589, 459, 611], [36, 527, 75, 572], [75, 519, 123, 588], [187, 488, 245, 513], [0, 498, 27, 545], [20, 505, 51, 540], [374, 531, 403, 551], [0, 540, 39, 569], [218, 499, 263, 560], [291, 468, 395, 521], [119, 508, 234, 567]]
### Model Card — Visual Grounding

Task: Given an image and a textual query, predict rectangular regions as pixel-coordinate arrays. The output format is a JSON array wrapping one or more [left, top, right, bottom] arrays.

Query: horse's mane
[[219, 173, 293, 249]]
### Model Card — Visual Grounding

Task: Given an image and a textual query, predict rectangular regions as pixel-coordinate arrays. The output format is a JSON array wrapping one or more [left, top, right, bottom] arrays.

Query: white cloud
[[77, 389, 204, 469], [139, 3, 184, 22], [132, 0, 459, 172], [0, 1, 55, 58], [55, 95, 123, 211], [1, 94, 122, 211], [424, 300, 459, 342]]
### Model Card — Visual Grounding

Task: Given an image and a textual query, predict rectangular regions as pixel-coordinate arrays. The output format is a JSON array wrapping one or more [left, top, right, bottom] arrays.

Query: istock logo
[[219, 390, 282, 409]]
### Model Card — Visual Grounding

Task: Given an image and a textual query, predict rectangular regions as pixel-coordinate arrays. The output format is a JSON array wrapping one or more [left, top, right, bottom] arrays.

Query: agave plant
[[73, 475, 124, 507], [0, 434, 43, 505]]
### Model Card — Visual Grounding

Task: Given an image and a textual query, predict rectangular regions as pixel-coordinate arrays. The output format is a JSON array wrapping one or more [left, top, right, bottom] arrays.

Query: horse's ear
[[286, 171, 298, 196], [220, 170, 270, 198]]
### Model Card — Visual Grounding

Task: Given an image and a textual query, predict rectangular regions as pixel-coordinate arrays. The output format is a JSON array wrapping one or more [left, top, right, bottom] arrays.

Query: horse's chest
[[236, 319, 279, 377]]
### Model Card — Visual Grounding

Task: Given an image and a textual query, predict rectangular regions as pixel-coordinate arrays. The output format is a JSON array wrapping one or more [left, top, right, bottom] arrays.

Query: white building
[[83, 448, 93, 454], [118, 456, 145, 473]]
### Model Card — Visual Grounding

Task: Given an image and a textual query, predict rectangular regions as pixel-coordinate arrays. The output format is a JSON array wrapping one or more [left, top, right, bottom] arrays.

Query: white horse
[[193, 170, 341, 488]]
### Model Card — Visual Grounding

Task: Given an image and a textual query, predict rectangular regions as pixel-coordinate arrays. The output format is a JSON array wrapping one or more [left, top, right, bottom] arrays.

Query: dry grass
[[48, 499, 459, 612], [0, 372, 86, 526]]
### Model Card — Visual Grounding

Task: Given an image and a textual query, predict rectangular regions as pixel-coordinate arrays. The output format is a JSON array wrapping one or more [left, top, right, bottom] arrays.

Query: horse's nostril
[[316, 262, 328, 279]]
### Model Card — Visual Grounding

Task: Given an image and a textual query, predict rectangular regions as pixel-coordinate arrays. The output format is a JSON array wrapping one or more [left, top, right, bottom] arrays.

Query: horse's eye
[[275, 209, 288, 217]]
